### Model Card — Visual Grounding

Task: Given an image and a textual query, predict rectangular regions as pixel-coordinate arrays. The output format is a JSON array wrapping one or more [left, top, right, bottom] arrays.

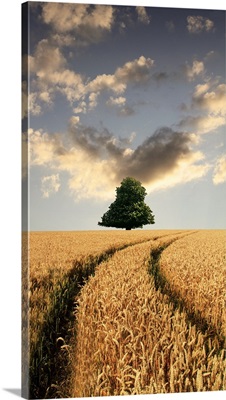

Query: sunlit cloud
[[178, 80, 226, 135], [26, 123, 210, 200], [73, 101, 87, 114], [42, 3, 115, 45], [178, 115, 226, 134], [106, 96, 126, 107], [136, 6, 150, 25], [28, 128, 66, 166], [192, 83, 226, 115], [27, 49, 155, 117], [115, 56, 155, 85], [184, 60, 205, 81], [187, 16, 214, 34], [213, 155, 226, 185], [28, 93, 42, 116], [41, 174, 61, 198]]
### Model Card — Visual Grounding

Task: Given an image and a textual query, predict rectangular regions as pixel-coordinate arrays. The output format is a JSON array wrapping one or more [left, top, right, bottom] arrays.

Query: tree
[[98, 177, 155, 230]]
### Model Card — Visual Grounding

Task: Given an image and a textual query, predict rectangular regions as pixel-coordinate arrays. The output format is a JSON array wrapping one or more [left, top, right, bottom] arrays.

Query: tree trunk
[[126, 227, 131, 230]]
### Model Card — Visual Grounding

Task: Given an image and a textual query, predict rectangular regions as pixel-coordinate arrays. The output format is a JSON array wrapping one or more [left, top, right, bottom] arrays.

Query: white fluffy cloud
[[179, 80, 226, 135], [28, 39, 85, 107], [28, 128, 66, 167], [178, 115, 226, 134], [28, 49, 154, 116], [106, 96, 126, 107], [42, 3, 115, 45], [115, 56, 154, 84], [213, 155, 226, 185], [42, 3, 114, 32], [86, 56, 154, 96], [187, 16, 214, 34], [192, 83, 226, 116], [184, 60, 205, 81], [41, 174, 61, 198]]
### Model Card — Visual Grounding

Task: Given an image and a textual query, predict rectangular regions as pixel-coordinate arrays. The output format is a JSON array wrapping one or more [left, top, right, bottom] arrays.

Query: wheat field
[[72, 232, 226, 396], [159, 230, 226, 337], [22, 229, 226, 398], [27, 230, 178, 350]]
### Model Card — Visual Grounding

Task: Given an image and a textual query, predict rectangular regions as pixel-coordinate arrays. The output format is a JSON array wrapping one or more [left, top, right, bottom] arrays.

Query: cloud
[[41, 174, 61, 198], [69, 120, 129, 159], [187, 16, 214, 34], [117, 128, 206, 185], [28, 39, 85, 112], [28, 93, 42, 116], [184, 60, 205, 81], [118, 106, 135, 117], [178, 115, 226, 134], [88, 92, 99, 110], [106, 96, 135, 116], [73, 101, 87, 114], [136, 6, 150, 24], [22, 81, 28, 119], [192, 83, 226, 116], [106, 96, 126, 107], [87, 56, 154, 97], [87, 73, 125, 95], [42, 3, 115, 45], [28, 128, 67, 166], [213, 155, 226, 185], [115, 56, 154, 85], [27, 122, 210, 200], [29, 39, 66, 77], [204, 50, 216, 61], [166, 20, 175, 32], [22, 132, 28, 179], [27, 44, 154, 117], [178, 81, 226, 135]]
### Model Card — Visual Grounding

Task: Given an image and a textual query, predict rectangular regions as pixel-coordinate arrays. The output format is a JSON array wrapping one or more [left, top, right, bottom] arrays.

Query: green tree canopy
[[98, 177, 155, 230]]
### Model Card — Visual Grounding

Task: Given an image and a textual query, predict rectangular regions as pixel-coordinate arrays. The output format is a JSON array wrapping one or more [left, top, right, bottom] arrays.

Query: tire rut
[[148, 233, 225, 351]]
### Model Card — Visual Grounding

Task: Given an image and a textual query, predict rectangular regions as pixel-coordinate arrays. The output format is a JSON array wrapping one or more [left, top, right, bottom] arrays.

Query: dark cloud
[[152, 72, 170, 84], [151, 71, 181, 85], [118, 127, 193, 183], [70, 121, 194, 185], [69, 123, 127, 159]]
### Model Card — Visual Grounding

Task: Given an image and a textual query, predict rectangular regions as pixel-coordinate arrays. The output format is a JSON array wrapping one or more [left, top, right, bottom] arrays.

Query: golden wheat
[[26, 230, 181, 347], [159, 230, 226, 337], [24, 229, 186, 397], [23, 229, 225, 397], [72, 233, 225, 396]]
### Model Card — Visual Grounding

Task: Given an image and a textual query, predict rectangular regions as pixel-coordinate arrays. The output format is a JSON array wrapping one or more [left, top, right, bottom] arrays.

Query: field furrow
[[23, 229, 226, 398], [71, 234, 225, 396], [159, 230, 226, 338], [24, 230, 184, 398]]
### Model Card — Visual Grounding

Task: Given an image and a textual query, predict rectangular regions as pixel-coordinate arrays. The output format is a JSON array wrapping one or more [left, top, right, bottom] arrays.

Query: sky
[[22, 0, 226, 230]]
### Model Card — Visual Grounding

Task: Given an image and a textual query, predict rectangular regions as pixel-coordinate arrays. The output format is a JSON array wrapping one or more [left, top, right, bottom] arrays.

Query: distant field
[[22, 230, 226, 398]]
